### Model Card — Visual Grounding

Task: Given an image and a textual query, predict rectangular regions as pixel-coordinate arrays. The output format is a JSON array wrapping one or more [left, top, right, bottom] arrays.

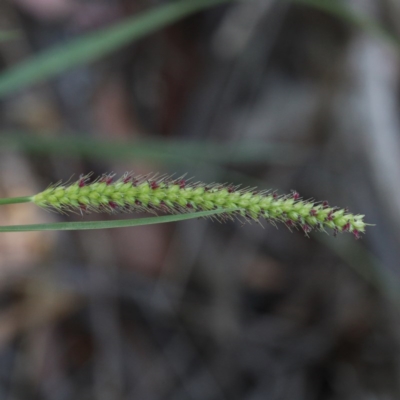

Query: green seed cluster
[[31, 173, 367, 238]]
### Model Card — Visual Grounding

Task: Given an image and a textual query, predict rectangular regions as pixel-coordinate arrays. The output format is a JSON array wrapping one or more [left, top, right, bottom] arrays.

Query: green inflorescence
[[31, 173, 367, 238]]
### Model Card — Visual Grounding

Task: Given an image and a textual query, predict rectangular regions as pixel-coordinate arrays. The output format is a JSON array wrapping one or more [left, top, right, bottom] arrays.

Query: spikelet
[[31, 173, 367, 239]]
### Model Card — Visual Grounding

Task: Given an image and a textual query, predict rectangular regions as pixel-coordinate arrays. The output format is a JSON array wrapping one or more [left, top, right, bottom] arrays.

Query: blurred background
[[1, 0, 400, 399]]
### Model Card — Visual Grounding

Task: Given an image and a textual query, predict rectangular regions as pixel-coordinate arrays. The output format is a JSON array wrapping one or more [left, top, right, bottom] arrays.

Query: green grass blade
[[0, 133, 313, 166], [0, 0, 231, 98], [0, 209, 235, 232]]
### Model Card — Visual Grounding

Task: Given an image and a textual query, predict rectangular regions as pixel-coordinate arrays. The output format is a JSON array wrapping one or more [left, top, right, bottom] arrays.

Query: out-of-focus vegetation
[[0, 0, 400, 399]]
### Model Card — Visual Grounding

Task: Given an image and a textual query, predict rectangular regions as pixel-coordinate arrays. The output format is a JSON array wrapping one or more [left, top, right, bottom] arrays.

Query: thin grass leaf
[[0, 0, 231, 98], [0, 209, 234, 232], [0, 133, 313, 166]]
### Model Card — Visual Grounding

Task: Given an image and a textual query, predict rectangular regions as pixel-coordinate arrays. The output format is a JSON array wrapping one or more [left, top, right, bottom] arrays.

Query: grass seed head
[[32, 173, 369, 238]]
